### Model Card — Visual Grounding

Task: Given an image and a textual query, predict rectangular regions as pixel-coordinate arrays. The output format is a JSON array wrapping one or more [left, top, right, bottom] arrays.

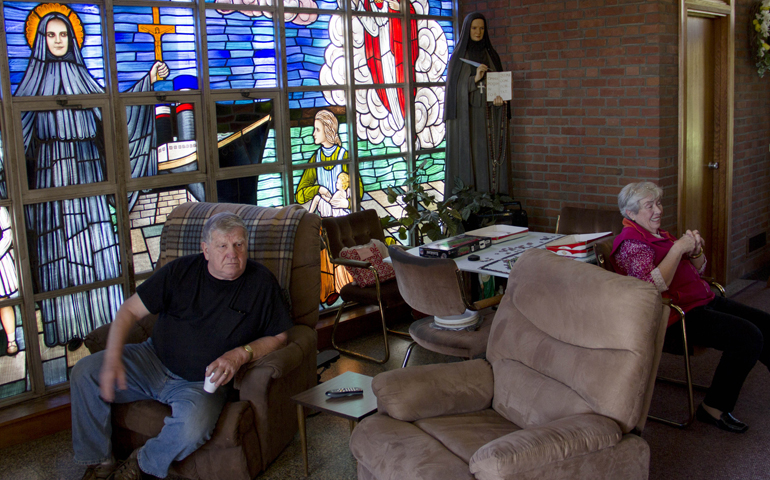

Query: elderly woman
[[611, 181, 770, 433]]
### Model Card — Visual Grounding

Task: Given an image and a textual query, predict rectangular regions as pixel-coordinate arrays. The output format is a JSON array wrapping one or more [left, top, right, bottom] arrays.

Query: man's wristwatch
[[242, 344, 254, 362]]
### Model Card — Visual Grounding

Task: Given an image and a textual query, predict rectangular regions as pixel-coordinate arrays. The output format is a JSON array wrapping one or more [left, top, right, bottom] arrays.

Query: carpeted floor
[[1, 279, 769, 480]]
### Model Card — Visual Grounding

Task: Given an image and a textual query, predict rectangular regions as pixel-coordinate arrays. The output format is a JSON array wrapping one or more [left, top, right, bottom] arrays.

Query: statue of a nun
[[444, 13, 510, 196]]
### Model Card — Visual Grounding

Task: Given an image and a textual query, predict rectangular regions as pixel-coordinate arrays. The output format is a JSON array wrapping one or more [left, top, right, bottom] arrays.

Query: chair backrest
[[159, 202, 321, 329], [322, 209, 385, 259], [556, 206, 624, 235], [388, 246, 468, 317], [487, 249, 667, 433], [593, 236, 617, 273]]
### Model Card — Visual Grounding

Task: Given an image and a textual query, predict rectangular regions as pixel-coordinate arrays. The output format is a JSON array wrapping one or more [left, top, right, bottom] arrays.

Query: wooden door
[[679, 2, 734, 284], [683, 16, 715, 263]]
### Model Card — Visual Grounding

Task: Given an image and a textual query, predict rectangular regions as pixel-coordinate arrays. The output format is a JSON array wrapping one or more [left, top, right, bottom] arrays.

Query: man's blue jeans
[[71, 339, 228, 478]]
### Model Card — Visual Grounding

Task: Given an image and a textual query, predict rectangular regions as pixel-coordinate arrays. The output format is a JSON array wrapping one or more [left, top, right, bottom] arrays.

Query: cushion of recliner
[[349, 413, 475, 480], [414, 409, 519, 463], [373, 359, 494, 422], [112, 400, 253, 449], [469, 414, 622, 477]]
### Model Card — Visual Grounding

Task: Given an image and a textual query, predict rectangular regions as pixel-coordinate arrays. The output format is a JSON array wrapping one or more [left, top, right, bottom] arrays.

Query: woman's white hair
[[618, 182, 663, 220]]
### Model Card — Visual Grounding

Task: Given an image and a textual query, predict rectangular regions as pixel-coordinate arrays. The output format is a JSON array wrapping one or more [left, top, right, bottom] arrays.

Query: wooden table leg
[[297, 404, 308, 476]]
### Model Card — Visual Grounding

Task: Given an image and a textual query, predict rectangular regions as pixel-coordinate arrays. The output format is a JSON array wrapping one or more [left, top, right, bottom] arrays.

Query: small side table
[[290, 371, 377, 476]]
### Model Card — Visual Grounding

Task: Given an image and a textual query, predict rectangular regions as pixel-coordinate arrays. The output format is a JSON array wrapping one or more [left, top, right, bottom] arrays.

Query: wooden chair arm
[[330, 257, 371, 269], [472, 293, 504, 311]]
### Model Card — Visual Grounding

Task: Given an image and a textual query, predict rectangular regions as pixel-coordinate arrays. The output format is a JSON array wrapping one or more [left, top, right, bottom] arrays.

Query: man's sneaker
[[112, 449, 146, 480], [80, 461, 117, 480]]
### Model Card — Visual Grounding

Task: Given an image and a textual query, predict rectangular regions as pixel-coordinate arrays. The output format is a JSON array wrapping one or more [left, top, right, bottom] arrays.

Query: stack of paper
[[545, 232, 612, 257], [464, 225, 529, 244]]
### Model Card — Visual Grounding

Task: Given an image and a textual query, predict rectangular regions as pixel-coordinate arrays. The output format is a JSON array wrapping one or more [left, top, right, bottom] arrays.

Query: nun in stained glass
[[17, 4, 167, 347], [444, 13, 509, 196]]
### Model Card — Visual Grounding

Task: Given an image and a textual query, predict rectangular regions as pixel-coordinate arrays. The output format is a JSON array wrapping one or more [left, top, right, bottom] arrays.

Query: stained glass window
[[216, 99, 276, 167], [207, 9, 277, 89], [217, 173, 284, 206], [4, 3, 105, 96], [0, 0, 456, 403], [125, 100, 202, 202], [0, 208, 26, 400], [24, 195, 122, 348], [129, 186, 201, 275], [114, 6, 197, 93]]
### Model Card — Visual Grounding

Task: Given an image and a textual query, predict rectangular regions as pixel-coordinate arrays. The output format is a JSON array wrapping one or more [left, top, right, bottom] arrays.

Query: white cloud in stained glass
[[212, 0, 337, 19], [321, 0, 448, 149]]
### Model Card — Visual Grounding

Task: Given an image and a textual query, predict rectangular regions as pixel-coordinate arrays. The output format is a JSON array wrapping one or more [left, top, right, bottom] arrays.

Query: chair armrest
[[469, 414, 622, 479], [373, 359, 493, 422], [330, 257, 371, 269], [83, 314, 157, 354], [472, 293, 503, 311], [700, 276, 726, 297], [234, 324, 315, 388]]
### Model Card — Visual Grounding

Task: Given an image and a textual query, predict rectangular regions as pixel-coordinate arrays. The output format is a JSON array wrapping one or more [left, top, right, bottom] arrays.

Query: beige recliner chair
[[84, 202, 321, 480], [350, 248, 668, 480]]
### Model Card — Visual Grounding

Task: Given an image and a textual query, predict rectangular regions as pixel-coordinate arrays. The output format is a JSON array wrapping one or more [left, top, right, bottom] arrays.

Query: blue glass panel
[[4, 3, 105, 96], [114, 6, 198, 93], [206, 10, 277, 89], [24, 195, 123, 347], [285, 14, 338, 87]]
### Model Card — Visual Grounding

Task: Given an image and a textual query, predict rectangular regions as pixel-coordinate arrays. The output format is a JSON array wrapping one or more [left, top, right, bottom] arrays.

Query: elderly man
[[71, 212, 293, 480]]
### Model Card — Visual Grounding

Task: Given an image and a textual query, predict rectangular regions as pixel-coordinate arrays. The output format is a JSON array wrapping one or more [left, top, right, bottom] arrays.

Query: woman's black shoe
[[696, 405, 749, 433]]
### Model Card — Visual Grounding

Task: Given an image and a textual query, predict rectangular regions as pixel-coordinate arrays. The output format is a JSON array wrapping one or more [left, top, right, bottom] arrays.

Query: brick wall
[[731, 0, 770, 279], [461, 0, 770, 281]]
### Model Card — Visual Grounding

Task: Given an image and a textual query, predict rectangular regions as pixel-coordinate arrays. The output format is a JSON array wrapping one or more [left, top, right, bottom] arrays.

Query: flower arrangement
[[750, 1, 770, 77]]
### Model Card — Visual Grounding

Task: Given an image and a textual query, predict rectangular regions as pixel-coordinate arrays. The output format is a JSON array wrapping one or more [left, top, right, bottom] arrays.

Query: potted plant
[[383, 165, 516, 244]]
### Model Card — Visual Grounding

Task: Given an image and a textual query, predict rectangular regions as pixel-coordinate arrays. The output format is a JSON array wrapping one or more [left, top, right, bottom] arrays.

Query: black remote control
[[326, 387, 364, 398]]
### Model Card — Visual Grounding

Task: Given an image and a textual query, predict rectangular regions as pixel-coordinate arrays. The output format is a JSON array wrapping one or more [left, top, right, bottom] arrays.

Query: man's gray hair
[[618, 181, 663, 220], [201, 212, 248, 244]]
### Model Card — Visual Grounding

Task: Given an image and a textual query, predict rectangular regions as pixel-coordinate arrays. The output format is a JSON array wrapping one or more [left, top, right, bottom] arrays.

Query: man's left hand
[[205, 349, 245, 389]]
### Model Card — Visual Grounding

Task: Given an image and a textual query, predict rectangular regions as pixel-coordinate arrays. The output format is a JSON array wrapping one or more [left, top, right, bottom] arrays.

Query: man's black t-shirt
[[136, 254, 293, 381]]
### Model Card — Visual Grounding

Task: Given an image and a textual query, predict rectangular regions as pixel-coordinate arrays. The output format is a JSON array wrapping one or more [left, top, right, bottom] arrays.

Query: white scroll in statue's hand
[[486, 71, 512, 102]]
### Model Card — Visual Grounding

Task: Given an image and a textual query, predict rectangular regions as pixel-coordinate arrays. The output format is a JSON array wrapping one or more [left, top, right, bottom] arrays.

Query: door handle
[[707, 162, 719, 169]]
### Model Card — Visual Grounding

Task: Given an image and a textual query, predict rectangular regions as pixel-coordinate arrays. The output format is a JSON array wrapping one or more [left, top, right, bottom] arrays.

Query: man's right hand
[[99, 356, 126, 402], [98, 294, 151, 402]]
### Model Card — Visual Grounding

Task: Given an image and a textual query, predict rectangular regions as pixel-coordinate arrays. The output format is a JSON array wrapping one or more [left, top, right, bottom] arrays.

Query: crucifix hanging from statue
[[444, 13, 510, 196]]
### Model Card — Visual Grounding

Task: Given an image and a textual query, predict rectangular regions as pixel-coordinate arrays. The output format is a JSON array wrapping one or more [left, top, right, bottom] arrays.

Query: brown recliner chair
[[350, 248, 668, 480], [83, 202, 321, 480]]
